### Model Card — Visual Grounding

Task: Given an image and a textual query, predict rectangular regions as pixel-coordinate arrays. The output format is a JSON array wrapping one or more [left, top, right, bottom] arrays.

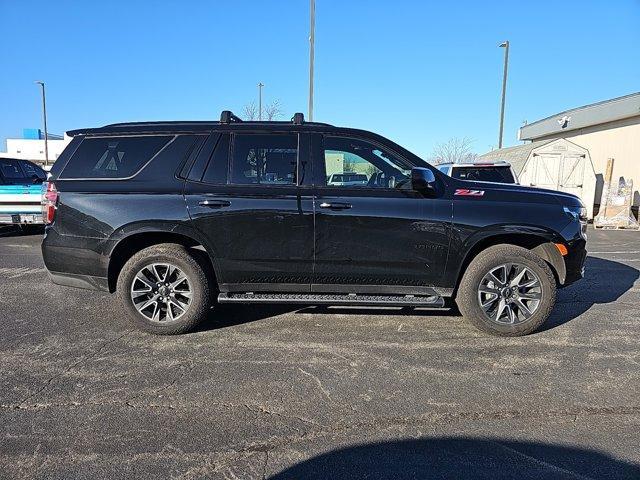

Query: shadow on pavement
[[0, 225, 45, 237], [196, 256, 638, 334], [197, 304, 300, 332], [269, 436, 640, 480], [543, 256, 639, 331]]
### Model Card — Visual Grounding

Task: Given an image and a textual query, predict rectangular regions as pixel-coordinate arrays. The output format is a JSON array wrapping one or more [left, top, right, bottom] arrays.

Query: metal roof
[[478, 140, 554, 175], [519, 91, 640, 141]]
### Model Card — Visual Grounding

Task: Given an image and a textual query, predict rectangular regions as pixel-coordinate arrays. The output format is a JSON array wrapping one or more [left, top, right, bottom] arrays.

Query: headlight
[[563, 206, 587, 222]]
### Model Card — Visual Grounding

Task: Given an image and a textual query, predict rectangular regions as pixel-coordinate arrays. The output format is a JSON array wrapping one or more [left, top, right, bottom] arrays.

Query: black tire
[[456, 244, 556, 336], [116, 243, 212, 335]]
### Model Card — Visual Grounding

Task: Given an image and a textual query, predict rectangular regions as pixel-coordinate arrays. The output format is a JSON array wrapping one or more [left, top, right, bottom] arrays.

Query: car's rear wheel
[[116, 243, 212, 334], [456, 244, 556, 336]]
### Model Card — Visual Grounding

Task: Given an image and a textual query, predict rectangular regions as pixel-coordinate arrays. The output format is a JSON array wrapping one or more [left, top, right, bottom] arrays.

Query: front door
[[311, 134, 451, 292], [184, 131, 314, 292]]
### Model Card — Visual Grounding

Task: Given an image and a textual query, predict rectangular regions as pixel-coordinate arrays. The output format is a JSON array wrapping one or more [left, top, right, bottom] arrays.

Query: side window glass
[[19, 161, 46, 181], [60, 136, 172, 179], [0, 159, 27, 185], [231, 133, 298, 185], [201, 134, 230, 184], [323, 136, 411, 189]]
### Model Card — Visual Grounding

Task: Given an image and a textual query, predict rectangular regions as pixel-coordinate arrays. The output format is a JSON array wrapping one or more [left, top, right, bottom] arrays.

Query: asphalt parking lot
[[1, 226, 639, 479]]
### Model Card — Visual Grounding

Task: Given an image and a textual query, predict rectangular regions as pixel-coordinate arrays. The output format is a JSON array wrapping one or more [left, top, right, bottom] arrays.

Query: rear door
[[311, 134, 451, 292], [184, 131, 314, 292]]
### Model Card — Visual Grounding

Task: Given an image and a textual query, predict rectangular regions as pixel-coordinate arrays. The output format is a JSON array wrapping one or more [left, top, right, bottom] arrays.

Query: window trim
[[58, 134, 177, 181], [174, 134, 210, 180], [228, 132, 301, 188], [317, 134, 415, 193]]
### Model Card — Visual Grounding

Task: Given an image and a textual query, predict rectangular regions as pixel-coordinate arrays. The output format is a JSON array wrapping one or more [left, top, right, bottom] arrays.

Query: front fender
[[443, 224, 566, 290]]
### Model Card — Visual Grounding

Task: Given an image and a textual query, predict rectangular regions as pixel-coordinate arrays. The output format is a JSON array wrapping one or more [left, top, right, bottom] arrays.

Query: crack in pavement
[[16, 329, 135, 407], [297, 367, 332, 402]]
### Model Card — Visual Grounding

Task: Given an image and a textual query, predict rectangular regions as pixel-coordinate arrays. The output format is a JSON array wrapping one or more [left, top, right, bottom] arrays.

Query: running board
[[218, 292, 445, 308]]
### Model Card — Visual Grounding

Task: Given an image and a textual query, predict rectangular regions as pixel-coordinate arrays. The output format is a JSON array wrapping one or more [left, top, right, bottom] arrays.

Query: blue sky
[[1, 0, 639, 158]]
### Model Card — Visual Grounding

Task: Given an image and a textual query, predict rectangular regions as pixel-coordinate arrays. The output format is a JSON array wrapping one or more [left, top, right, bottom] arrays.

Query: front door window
[[322, 136, 412, 189]]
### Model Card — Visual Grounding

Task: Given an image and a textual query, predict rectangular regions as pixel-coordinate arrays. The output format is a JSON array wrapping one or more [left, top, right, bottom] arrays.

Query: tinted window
[[19, 161, 46, 182], [0, 159, 27, 185], [61, 136, 172, 179], [201, 134, 230, 184], [323, 136, 411, 189], [231, 134, 298, 185], [452, 166, 515, 183]]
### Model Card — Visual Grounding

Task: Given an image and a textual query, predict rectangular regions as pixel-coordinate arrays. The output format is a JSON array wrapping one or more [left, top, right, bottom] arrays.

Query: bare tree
[[264, 99, 283, 121], [242, 99, 283, 121], [242, 101, 258, 120], [430, 137, 479, 164]]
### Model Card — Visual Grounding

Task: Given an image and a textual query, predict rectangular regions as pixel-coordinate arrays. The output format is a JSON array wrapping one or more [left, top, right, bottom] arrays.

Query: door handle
[[319, 202, 352, 210], [198, 199, 231, 208]]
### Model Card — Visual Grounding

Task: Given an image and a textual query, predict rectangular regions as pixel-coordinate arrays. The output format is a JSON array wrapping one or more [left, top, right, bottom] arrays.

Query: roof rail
[[291, 112, 304, 125], [220, 110, 243, 124]]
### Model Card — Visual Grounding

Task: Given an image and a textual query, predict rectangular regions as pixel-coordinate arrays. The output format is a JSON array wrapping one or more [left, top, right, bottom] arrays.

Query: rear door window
[[230, 133, 298, 185], [452, 166, 515, 183], [201, 134, 230, 184], [60, 135, 172, 179], [0, 159, 28, 185]]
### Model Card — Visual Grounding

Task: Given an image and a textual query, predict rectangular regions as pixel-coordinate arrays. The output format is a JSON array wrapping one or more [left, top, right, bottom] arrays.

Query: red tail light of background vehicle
[[41, 181, 58, 224]]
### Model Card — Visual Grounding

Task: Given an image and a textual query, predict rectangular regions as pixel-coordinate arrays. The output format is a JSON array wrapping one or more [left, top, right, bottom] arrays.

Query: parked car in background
[[436, 161, 518, 184], [0, 158, 46, 225], [41, 111, 586, 337], [327, 173, 369, 186]]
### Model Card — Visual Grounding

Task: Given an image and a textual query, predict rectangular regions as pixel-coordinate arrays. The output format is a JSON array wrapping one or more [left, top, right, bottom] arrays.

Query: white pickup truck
[[0, 158, 47, 225]]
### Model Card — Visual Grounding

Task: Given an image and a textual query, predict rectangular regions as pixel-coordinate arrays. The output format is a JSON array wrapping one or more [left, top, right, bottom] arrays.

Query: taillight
[[41, 181, 58, 225]]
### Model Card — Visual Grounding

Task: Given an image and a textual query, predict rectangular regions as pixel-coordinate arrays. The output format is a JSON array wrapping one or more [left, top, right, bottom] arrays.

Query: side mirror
[[411, 167, 437, 193]]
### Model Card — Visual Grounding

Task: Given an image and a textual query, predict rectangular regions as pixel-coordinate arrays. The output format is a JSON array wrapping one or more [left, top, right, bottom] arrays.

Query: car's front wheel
[[116, 243, 212, 334], [456, 244, 556, 336]]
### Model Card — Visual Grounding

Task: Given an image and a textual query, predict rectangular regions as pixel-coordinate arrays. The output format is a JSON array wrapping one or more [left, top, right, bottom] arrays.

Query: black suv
[[41, 111, 587, 336]]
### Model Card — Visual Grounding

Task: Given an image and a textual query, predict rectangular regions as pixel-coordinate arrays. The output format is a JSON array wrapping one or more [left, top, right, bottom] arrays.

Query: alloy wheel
[[477, 263, 542, 325], [130, 263, 192, 323]]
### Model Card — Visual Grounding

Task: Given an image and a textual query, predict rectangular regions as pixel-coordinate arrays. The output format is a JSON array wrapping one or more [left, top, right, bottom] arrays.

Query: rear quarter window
[[59, 135, 173, 179]]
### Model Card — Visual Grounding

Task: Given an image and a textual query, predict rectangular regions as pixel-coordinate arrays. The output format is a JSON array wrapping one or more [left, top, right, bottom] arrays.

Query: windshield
[[452, 166, 515, 183]]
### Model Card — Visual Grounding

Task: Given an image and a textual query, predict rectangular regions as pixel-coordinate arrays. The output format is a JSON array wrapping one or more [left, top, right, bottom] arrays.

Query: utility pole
[[257, 82, 264, 121], [308, 0, 315, 121], [35, 81, 49, 166], [498, 41, 509, 149]]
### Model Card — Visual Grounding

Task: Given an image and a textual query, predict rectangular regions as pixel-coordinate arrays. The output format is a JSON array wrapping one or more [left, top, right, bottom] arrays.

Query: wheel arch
[[452, 228, 566, 295], [107, 227, 219, 293]]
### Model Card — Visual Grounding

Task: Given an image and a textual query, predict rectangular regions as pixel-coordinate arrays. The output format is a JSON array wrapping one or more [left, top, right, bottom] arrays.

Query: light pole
[[35, 81, 49, 166], [497, 41, 509, 149], [308, 0, 315, 121], [257, 82, 264, 120]]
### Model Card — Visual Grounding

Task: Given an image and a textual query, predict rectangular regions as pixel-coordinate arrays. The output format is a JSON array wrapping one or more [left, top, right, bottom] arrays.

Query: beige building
[[517, 92, 640, 212]]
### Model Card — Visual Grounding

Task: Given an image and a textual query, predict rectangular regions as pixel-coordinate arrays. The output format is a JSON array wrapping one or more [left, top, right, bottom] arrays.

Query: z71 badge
[[454, 189, 485, 196]]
